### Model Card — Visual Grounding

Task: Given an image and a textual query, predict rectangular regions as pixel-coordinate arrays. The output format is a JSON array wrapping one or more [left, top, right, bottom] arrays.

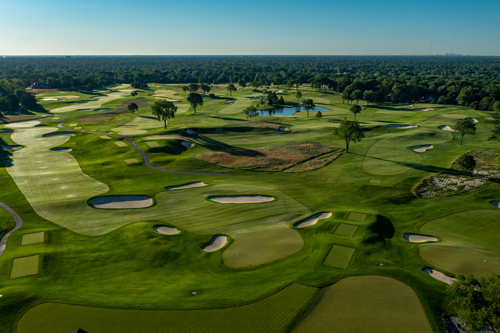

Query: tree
[[293, 79, 302, 90], [238, 79, 246, 88], [437, 96, 447, 104], [333, 118, 364, 153], [455, 119, 476, 145], [127, 102, 138, 114], [87, 83, 94, 92], [131, 91, 138, 97], [352, 90, 363, 104], [188, 83, 199, 93], [494, 101, 500, 113], [20, 92, 36, 110], [363, 90, 376, 105], [315, 111, 322, 121], [447, 274, 500, 332], [243, 106, 259, 120], [489, 124, 500, 141], [456, 154, 476, 173], [302, 99, 315, 117], [5, 94, 20, 111], [340, 93, 347, 104], [151, 100, 177, 129], [200, 84, 211, 96], [295, 91, 302, 102], [182, 86, 189, 94], [279, 96, 285, 104], [287, 79, 294, 90], [227, 84, 237, 96], [457, 86, 473, 106], [350, 105, 361, 120], [187, 92, 203, 113]]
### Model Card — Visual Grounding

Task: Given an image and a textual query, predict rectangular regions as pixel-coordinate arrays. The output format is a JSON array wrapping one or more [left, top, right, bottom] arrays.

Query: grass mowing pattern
[[223, 228, 304, 267], [419, 245, 500, 278], [323, 245, 355, 269], [294, 276, 432, 333], [21, 232, 44, 245], [51, 91, 132, 113], [7, 130, 309, 235], [219, 97, 252, 114], [18, 283, 317, 333], [346, 212, 367, 222], [334, 224, 358, 237], [10, 255, 39, 279]]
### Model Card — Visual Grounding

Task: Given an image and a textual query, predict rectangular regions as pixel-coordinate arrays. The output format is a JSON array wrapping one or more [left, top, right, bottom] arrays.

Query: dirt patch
[[198, 141, 343, 172]]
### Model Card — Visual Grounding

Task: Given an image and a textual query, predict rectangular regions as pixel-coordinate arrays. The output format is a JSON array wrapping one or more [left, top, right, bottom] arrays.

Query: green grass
[[10, 255, 39, 279], [323, 245, 355, 269], [0, 205, 15, 240], [18, 283, 318, 333], [21, 232, 44, 246], [223, 227, 304, 267], [50, 91, 133, 113], [294, 276, 432, 333], [346, 212, 367, 222], [219, 97, 252, 114], [334, 223, 358, 237]]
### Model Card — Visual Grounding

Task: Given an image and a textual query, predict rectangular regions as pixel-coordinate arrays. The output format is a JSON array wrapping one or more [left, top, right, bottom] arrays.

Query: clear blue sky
[[1, 0, 499, 56]]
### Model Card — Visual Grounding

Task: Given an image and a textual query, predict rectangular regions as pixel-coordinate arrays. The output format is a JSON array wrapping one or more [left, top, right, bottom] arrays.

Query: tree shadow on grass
[[363, 215, 395, 244]]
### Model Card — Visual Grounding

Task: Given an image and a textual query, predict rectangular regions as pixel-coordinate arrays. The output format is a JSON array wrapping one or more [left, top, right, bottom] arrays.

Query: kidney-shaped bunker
[[90, 195, 153, 209]]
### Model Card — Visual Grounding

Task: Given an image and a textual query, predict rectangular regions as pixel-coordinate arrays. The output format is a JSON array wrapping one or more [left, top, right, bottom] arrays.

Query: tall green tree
[[152, 100, 177, 129], [455, 119, 476, 145], [227, 84, 237, 96], [363, 90, 376, 105], [131, 91, 138, 97], [182, 86, 189, 94], [238, 79, 246, 88], [315, 111, 322, 121], [127, 102, 138, 114], [302, 99, 315, 117], [295, 91, 302, 102], [87, 83, 94, 92], [489, 124, 500, 141], [447, 274, 500, 333], [188, 83, 199, 93], [19, 92, 35, 110], [187, 92, 203, 113], [350, 104, 362, 120], [456, 154, 476, 173], [352, 90, 363, 104], [243, 106, 259, 120], [200, 84, 211, 96], [333, 118, 364, 153]]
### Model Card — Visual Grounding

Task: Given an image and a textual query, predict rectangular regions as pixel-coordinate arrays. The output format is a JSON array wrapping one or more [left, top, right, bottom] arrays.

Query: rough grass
[[223, 228, 304, 267], [0, 206, 15, 240], [323, 245, 355, 269], [294, 276, 432, 333], [198, 141, 343, 172], [10, 255, 39, 279], [18, 283, 318, 333]]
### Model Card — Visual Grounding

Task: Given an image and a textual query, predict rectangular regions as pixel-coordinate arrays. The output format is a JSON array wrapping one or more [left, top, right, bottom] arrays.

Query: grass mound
[[295, 276, 432, 333], [198, 141, 343, 172], [413, 149, 500, 198]]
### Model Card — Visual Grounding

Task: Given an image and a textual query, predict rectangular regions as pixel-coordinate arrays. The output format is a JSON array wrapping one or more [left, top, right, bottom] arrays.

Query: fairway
[[10, 255, 40, 279], [223, 228, 304, 267], [219, 97, 252, 114], [21, 232, 44, 245], [323, 245, 355, 269], [18, 283, 318, 333]]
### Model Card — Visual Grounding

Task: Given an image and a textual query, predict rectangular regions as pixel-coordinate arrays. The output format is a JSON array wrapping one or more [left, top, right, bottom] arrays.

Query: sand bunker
[[410, 108, 434, 112], [491, 201, 500, 208], [5, 121, 41, 129], [201, 235, 227, 252], [2, 145, 23, 151], [90, 195, 153, 209], [279, 127, 290, 132], [51, 147, 72, 152], [155, 225, 180, 235], [182, 141, 195, 147], [208, 195, 274, 203], [409, 145, 433, 152], [467, 118, 478, 123], [186, 129, 197, 135], [117, 130, 147, 135], [389, 124, 418, 129], [100, 136, 111, 139], [439, 125, 456, 132], [295, 212, 332, 228], [422, 268, 456, 285], [43, 132, 75, 137], [165, 182, 207, 190], [117, 125, 136, 128], [404, 234, 438, 243]]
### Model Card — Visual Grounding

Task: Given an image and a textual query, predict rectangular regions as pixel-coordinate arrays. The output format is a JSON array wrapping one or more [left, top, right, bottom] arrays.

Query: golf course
[[1, 80, 500, 333]]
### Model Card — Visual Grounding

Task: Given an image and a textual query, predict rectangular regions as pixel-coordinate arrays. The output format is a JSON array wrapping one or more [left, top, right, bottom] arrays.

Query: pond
[[257, 106, 330, 116]]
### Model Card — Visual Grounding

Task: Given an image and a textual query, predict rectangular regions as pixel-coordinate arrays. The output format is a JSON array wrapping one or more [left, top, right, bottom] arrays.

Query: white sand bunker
[[51, 147, 72, 152], [467, 118, 478, 123], [90, 195, 153, 209], [155, 225, 180, 235], [279, 127, 290, 132], [389, 124, 418, 129], [295, 212, 332, 228], [5, 121, 41, 129], [44, 132, 75, 137], [439, 125, 456, 132], [2, 145, 23, 151], [491, 201, 500, 208], [410, 108, 434, 112], [208, 195, 274, 203], [117, 125, 136, 128], [409, 145, 433, 153], [165, 182, 207, 190], [201, 235, 227, 252], [186, 129, 197, 135], [182, 141, 195, 147], [423, 268, 456, 285], [404, 234, 438, 243]]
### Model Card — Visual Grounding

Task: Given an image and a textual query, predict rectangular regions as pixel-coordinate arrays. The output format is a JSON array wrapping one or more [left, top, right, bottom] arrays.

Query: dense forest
[[1, 56, 500, 112]]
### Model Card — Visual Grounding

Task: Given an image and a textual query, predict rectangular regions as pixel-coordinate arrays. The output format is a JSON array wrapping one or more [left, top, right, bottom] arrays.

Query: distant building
[[30, 82, 51, 89]]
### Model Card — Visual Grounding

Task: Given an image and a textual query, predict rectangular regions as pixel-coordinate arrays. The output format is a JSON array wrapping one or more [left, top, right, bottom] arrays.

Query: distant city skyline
[[1, 0, 499, 56]]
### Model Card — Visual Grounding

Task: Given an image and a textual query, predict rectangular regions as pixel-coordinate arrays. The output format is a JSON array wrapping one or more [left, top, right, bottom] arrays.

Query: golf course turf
[[1, 82, 500, 332]]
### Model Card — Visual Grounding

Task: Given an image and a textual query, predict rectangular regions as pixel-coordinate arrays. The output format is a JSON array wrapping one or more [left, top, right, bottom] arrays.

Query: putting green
[[51, 91, 131, 113], [294, 276, 432, 333], [21, 232, 44, 245], [223, 228, 304, 267], [11, 255, 40, 279], [219, 97, 252, 114], [323, 245, 355, 269], [18, 283, 317, 333], [7, 127, 309, 235]]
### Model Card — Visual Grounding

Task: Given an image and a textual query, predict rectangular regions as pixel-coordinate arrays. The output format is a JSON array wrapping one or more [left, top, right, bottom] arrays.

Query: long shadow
[[195, 134, 264, 157], [0, 136, 13, 168]]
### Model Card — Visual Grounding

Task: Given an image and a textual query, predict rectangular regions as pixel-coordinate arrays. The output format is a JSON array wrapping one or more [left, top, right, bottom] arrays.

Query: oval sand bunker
[[295, 212, 332, 228], [208, 195, 274, 203], [279, 126, 290, 132], [409, 145, 433, 153], [404, 234, 437, 243], [91, 195, 153, 209], [466, 118, 478, 123], [491, 201, 500, 208], [202, 235, 227, 252], [422, 268, 456, 285], [439, 125, 456, 132], [155, 225, 180, 235], [165, 182, 207, 190], [389, 124, 418, 129]]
